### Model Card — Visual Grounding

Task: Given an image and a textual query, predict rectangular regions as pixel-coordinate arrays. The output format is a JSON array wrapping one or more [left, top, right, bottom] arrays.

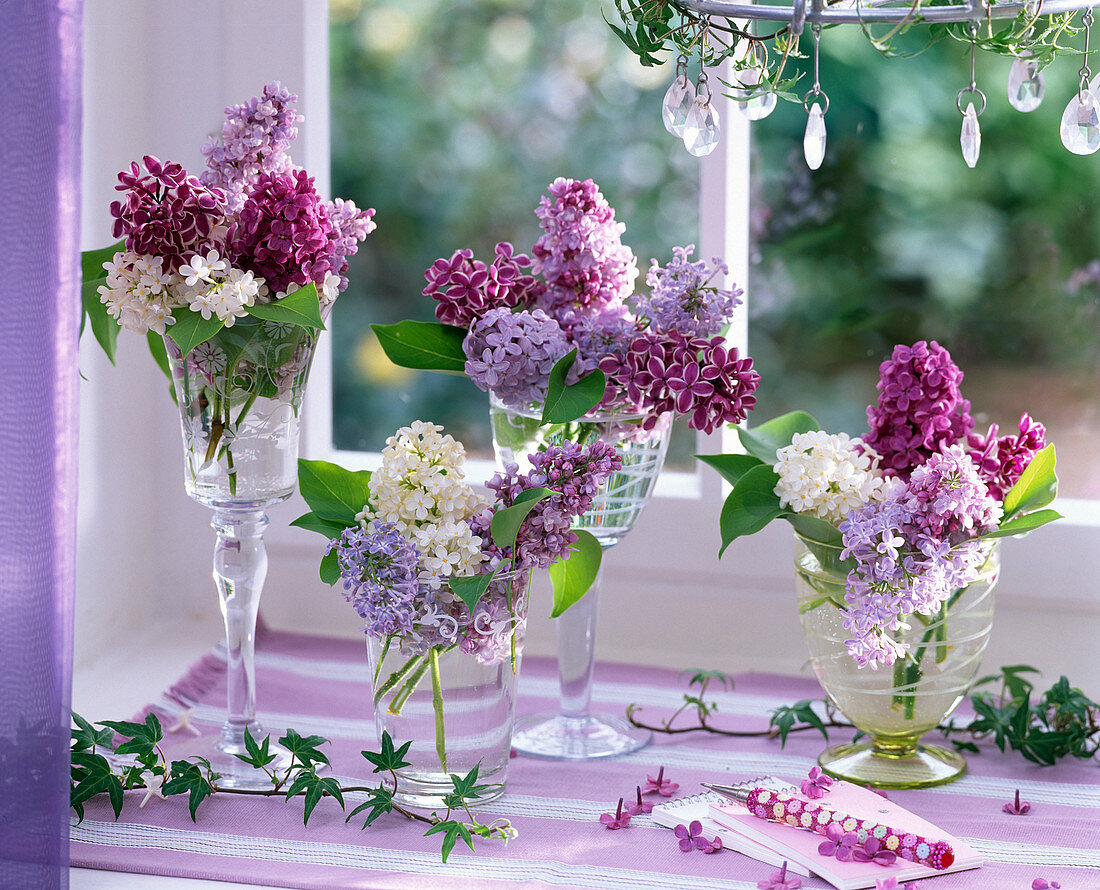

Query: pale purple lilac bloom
[[634, 245, 743, 339], [463, 307, 576, 410], [324, 197, 377, 292], [200, 81, 300, 213], [531, 177, 638, 329], [329, 523, 421, 637]]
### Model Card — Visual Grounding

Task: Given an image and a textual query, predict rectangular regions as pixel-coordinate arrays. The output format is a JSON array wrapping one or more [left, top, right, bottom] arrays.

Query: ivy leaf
[[696, 453, 765, 489], [736, 411, 821, 464], [278, 728, 331, 768], [319, 549, 341, 585], [285, 770, 345, 825], [548, 529, 602, 617], [371, 321, 468, 373], [682, 669, 733, 690], [769, 699, 828, 747], [489, 487, 554, 553], [70, 751, 125, 818], [424, 819, 476, 863], [166, 307, 224, 356], [99, 713, 163, 759], [289, 512, 353, 539], [233, 726, 279, 770], [541, 349, 606, 424], [297, 458, 372, 525], [346, 786, 394, 827], [163, 760, 214, 822], [1002, 443, 1058, 520], [72, 711, 114, 753], [245, 283, 324, 330], [361, 732, 413, 774], [447, 563, 502, 614], [718, 464, 786, 556]]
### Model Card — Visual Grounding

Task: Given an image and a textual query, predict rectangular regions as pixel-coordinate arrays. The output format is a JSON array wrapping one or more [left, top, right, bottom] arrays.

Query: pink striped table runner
[[71, 628, 1100, 889]]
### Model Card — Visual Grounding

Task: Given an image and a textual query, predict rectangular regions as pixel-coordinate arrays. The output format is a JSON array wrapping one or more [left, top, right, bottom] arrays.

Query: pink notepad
[[709, 780, 983, 890]]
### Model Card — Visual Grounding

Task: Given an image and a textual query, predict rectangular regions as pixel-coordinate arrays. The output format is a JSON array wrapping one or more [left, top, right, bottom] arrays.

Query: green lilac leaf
[[371, 320, 468, 373], [541, 349, 606, 424], [245, 283, 324, 330], [548, 529, 602, 617], [80, 241, 125, 283], [981, 509, 1063, 539], [447, 564, 502, 613], [81, 275, 120, 364], [718, 464, 786, 556], [736, 411, 821, 464], [696, 453, 765, 488], [1002, 443, 1058, 520], [166, 307, 225, 355], [297, 458, 372, 525], [289, 512, 353, 539], [145, 329, 173, 381], [319, 549, 341, 585], [489, 487, 554, 553]]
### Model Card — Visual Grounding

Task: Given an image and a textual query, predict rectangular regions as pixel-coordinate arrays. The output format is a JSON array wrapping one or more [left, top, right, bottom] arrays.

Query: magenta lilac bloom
[[800, 766, 833, 799], [531, 177, 639, 328], [600, 798, 631, 830], [1003, 789, 1031, 815], [967, 413, 1047, 500], [817, 823, 859, 861], [758, 861, 803, 889], [643, 765, 679, 797], [226, 169, 336, 295], [864, 341, 974, 476], [853, 836, 898, 866], [634, 244, 743, 339], [110, 155, 225, 273], [1032, 880, 1061, 890], [426, 243, 542, 328], [628, 785, 653, 816], [673, 820, 720, 853]]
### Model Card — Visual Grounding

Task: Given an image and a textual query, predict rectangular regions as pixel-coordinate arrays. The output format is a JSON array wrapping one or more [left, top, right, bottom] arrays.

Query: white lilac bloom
[[173, 250, 262, 326], [320, 271, 341, 306], [774, 430, 897, 525], [98, 251, 181, 335]]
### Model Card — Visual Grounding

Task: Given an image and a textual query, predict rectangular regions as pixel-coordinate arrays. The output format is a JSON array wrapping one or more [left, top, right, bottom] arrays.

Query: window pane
[[329, 0, 699, 464], [750, 31, 1100, 501]]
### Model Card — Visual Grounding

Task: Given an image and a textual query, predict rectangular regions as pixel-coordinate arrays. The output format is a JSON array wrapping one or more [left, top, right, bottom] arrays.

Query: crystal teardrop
[[730, 66, 777, 121], [803, 104, 826, 170], [1061, 89, 1100, 155], [661, 75, 696, 137], [960, 102, 981, 168], [683, 96, 721, 157], [1007, 56, 1045, 113]]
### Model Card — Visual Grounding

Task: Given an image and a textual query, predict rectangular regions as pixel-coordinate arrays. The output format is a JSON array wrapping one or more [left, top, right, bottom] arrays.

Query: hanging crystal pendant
[[1061, 89, 1100, 154], [661, 75, 696, 137], [960, 102, 981, 167], [683, 95, 721, 157], [731, 66, 777, 121], [803, 104, 826, 170], [1007, 55, 1045, 112]]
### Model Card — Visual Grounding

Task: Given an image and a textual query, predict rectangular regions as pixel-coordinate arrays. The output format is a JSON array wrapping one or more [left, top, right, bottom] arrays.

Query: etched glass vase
[[794, 533, 999, 788], [367, 570, 531, 807], [489, 396, 671, 759], [163, 319, 318, 788]]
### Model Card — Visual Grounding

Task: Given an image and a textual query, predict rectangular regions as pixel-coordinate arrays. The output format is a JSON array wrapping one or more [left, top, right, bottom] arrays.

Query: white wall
[[77, 0, 1100, 703]]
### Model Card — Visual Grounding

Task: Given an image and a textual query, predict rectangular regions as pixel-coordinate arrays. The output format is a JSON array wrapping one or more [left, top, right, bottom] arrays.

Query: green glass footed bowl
[[794, 532, 999, 789]]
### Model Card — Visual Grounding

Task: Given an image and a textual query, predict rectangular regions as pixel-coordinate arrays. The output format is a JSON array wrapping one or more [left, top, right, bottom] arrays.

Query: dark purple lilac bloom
[[967, 413, 1047, 501], [200, 81, 301, 212], [864, 341, 975, 477], [853, 836, 898, 866], [817, 823, 860, 861], [226, 168, 336, 295], [634, 244, 743, 339], [462, 307, 575, 411], [673, 820, 721, 852], [800, 766, 834, 799], [600, 798, 631, 829], [426, 242, 542, 328], [1003, 789, 1031, 815], [531, 177, 638, 328], [110, 155, 225, 272]]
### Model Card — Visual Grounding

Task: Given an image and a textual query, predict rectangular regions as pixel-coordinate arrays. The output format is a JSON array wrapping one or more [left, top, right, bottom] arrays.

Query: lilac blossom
[[643, 765, 679, 797], [758, 861, 803, 890], [967, 413, 1047, 501], [462, 308, 575, 410], [200, 81, 300, 213], [628, 786, 653, 816], [324, 197, 377, 292], [1003, 789, 1031, 815], [226, 169, 336, 295], [817, 823, 859, 861], [599, 798, 631, 830], [898, 446, 1002, 542], [853, 836, 897, 866], [425, 243, 542, 328], [864, 341, 975, 477], [531, 177, 639, 328], [673, 820, 722, 852], [111, 155, 225, 272], [328, 524, 421, 637], [800, 766, 833, 799], [634, 245, 743, 339]]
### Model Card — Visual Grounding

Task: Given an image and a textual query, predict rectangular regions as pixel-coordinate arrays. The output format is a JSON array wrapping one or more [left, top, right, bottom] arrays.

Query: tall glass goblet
[[164, 319, 317, 788], [489, 397, 671, 759]]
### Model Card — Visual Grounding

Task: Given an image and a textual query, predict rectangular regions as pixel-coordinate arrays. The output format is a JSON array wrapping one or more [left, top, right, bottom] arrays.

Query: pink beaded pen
[[702, 783, 955, 871]]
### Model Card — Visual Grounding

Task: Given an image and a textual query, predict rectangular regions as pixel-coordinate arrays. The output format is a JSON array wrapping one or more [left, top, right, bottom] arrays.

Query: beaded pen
[[702, 783, 955, 871]]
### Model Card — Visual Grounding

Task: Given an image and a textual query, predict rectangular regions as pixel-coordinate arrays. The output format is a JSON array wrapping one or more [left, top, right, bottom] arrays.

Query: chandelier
[[611, 0, 1100, 167]]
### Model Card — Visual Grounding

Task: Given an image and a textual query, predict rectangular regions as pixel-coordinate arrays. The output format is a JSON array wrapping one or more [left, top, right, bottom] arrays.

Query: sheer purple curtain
[[0, 1, 82, 887]]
